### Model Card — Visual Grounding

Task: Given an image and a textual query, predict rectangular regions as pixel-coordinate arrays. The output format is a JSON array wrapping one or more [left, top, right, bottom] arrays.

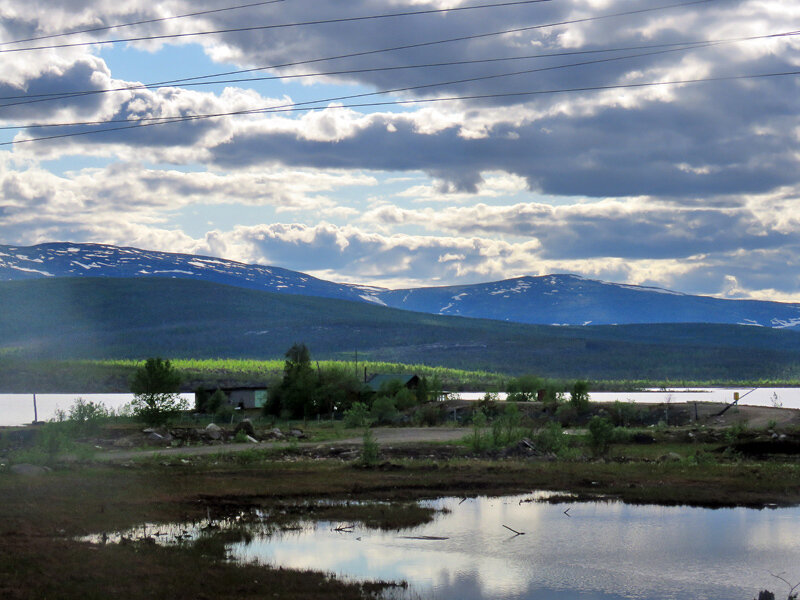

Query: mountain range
[[2, 241, 800, 329]]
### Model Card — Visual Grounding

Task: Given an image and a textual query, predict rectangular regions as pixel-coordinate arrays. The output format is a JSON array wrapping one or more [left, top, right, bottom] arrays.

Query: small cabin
[[196, 386, 269, 410], [365, 373, 420, 394]]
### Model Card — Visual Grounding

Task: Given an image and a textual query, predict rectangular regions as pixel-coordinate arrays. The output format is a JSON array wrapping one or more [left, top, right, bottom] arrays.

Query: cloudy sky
[[0, 0, 798, 298]]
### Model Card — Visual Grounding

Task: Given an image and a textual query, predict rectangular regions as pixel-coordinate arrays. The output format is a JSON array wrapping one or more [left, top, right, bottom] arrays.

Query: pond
[[83, 493, 800, 600]]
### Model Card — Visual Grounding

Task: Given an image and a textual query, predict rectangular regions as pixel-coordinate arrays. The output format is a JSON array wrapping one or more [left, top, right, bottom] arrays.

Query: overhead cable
[[1, 30, 796, 110], [3, 69, 798, 147], [0, 0, 555, 54], [0, 0, 288, 47]]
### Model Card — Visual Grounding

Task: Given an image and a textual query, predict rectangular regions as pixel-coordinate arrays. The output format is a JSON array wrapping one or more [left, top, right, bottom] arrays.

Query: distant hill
[[2, 242, 800, 328], [2, 277, 800, 381]]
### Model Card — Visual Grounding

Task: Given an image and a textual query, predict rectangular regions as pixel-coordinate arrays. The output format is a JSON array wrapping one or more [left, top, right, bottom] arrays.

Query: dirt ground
[[89, 401, 800, 462]]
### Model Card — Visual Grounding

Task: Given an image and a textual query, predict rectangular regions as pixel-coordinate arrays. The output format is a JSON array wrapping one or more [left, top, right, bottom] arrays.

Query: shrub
[[588, 416, 615, 456], [569, 380, 590, 413], [344, 402, 372, 428], [360, 427, 379, 466], [555, 403, 578, 427], [477, 392, 499, 417], [469, 410, 488, 452], [506, 375, 543, 402], [610, 400, 640, 427], [413, 403, 443, 426], [67, 398, 109, 434], [130, 358, 185, 426], [370, 396, 398, 424], [535, 421, 567, 454]]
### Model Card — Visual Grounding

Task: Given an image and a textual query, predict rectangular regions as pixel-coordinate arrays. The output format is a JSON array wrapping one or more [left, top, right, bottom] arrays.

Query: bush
[[569, 380, 590, 413], [360, 427, 379, 466], [491, 403, 523, 447], [477, 392, 499, 417], [587, 416, 615, 456], [67, 398, 109, 434], [535, 421, 567, 454], [555, 403, 578, 426], [344, 402, 372, 428], [469, 410, 488, 452], [506, 375, 543, 402], [370, 396, 398, 424], [610, 400, 640, 427], [130, 358, 185, 426], [413, 403, 443, 426]]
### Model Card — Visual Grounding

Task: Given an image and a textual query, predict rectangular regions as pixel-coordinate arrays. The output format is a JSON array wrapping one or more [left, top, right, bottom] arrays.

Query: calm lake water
[[0, 393, 196, 426], [84, 493, 800, 600], [232, 494, 800, 600], [1, 388, 799, 426]]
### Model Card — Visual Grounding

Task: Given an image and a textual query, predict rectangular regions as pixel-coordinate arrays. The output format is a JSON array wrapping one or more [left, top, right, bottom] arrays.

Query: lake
[[1, 388, 799, 426], [83, 493, 800, 600], [0, 393, 196, 427]]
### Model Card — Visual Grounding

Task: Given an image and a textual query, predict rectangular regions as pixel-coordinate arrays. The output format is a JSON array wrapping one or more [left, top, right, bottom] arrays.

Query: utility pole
[[33, 393, 38, 423]]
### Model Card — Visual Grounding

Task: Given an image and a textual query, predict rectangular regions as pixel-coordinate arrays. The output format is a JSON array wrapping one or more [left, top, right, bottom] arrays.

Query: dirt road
[[99, 427, 467, 462]]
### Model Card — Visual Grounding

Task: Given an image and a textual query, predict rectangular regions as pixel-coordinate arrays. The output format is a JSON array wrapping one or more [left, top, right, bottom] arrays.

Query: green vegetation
[[359, 427, 380, 467], [130, 358, 187, 426], [5, 277, 800, 380]]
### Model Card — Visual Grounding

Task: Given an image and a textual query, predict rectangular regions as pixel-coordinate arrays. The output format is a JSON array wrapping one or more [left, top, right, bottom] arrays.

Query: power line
[[0, 37, 744, 129], [0, 0, 729, 110], [0, 0, 288, 47], [3, 69, 798, 147], [0, 0, 554, 54], [2, 30, 795, 110]]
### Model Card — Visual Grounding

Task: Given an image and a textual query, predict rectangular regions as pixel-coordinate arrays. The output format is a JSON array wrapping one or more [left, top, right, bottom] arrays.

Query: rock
[[113, 437, 135, 448], [146, 432, 168, 446], [289, 429, 307, 439], [234, 419, 257, 438], [10, 463, 50, 476], [205, 423, 223, 441], [658, 452, 682, 463], [268, 428, 285, 440]]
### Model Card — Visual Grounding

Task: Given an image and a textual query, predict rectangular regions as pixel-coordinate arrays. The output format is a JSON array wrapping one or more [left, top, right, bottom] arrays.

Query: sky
[[0, 0, 798, 298]]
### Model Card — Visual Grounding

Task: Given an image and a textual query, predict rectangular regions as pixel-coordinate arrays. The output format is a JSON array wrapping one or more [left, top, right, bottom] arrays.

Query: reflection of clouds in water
[[228, 496, 800, 600]]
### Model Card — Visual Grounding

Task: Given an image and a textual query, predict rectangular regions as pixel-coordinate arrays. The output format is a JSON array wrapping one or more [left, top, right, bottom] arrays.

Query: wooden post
[[33, 393, 38, 423]]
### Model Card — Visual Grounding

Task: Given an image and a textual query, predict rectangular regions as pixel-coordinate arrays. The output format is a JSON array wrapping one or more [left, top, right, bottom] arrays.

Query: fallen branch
[[502, 524, 524, 536]]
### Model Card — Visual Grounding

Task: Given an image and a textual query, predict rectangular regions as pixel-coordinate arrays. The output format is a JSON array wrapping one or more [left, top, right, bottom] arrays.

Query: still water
[[85, 493, 800, 600], [230, 494, 800, 600], [0, 393, 195, 426]]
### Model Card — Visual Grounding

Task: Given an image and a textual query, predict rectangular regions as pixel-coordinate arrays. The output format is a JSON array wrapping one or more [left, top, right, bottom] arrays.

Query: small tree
[[275, 343, 317, 418], [587, 415, 615, 456], [130, 358, 185, 426], [569, 380, 590, 413]]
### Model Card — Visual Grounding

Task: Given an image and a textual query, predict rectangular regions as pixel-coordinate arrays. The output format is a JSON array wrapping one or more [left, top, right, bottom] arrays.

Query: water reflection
[[226, 495, 800, 600]]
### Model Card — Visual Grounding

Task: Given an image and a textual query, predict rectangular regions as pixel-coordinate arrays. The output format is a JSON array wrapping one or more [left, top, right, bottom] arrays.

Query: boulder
[[289, 429, 307, 439], [145, 432, 171, 446], [205, 423, 223, 441], [658, 452, 682, 463], [113, 437, 135, 448], [267, 428, 285, 440], [10, 463, 50, 476], [234, 419, 257, 439]]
